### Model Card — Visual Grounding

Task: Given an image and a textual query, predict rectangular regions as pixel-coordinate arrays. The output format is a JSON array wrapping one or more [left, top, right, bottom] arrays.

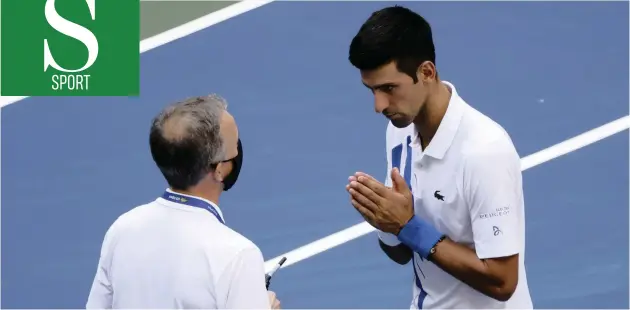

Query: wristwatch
[[427, 235, 447, 261]]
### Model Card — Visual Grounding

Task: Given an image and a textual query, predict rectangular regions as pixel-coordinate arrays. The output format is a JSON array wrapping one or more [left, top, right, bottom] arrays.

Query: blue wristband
[[397, 215, 444, 259]]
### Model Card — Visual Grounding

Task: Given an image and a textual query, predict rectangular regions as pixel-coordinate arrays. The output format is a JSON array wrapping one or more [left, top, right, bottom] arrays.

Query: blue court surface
[[2, 1, 629, 308]]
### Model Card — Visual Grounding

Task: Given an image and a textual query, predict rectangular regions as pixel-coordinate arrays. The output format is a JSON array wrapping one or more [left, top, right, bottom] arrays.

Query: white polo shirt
[[378, 81, 532, 309], [86, 189, 270, 309]]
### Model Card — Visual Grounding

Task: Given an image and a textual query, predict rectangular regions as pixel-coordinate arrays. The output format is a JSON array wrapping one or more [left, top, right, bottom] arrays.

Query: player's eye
[[380, 85, 396, 94]]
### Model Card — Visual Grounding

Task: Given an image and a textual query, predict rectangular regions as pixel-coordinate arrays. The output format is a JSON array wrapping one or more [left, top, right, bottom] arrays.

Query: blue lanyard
[[161, 191, 224, 224]]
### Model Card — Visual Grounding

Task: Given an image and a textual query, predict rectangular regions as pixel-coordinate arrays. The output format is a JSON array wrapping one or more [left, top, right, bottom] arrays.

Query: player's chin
[[389, 115, 413, 128]]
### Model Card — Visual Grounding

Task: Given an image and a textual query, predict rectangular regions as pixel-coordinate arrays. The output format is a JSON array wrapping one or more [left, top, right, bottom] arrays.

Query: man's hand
[[268, 291, 281, 309], [346, 168, 414, 235]]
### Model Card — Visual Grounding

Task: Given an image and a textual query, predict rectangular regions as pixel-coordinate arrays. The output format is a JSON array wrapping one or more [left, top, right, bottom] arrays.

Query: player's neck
[[414, 82, 452, 149], [171, 182, 221, 206]]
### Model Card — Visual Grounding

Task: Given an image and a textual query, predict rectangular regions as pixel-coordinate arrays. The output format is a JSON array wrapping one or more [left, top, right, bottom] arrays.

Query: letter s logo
[[44, 0, 98, 73]]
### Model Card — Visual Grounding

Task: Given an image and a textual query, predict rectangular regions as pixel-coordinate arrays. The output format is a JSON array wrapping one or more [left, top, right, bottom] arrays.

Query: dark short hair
[[149, 95, 227, 190], [348, 5, 436, 83]]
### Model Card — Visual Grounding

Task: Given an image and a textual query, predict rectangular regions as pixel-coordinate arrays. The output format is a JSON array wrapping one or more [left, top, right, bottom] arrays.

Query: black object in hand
[[265, 257, 287, 289]]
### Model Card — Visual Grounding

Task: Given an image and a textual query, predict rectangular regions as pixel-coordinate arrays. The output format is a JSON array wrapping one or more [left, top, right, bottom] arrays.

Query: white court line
[[264, 115, 630, 272], [0, 0, 275, 109]]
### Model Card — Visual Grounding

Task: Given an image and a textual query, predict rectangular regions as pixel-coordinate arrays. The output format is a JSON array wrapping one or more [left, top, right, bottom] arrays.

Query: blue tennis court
[[2, 1, 628, 308]]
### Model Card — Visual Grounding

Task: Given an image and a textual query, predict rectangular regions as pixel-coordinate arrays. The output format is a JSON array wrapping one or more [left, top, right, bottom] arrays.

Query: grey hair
[[149, 94, 230, 189]]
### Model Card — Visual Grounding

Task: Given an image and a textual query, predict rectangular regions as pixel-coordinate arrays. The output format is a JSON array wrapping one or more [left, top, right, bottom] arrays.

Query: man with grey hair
[[86, 95, 281, 309]]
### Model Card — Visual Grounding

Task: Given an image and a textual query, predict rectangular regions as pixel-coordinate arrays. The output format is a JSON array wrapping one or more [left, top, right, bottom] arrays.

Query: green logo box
[[1, 0, 140, 96]]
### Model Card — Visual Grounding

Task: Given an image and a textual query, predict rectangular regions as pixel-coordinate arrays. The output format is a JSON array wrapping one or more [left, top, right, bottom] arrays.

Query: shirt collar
[[410, 81, 465, 160], [157, 188, 225, 223]]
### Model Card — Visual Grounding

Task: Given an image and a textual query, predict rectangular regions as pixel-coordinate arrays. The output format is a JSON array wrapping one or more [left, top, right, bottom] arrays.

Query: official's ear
[[213, 164, 225, 182]]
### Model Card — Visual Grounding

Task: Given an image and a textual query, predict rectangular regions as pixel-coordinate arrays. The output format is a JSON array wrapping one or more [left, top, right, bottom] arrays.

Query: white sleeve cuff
[[476, 241, 520, 259], [378, 230, 401, 246]]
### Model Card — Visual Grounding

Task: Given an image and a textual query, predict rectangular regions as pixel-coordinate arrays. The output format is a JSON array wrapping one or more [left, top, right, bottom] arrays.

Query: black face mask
[[222, 138, 242, 191]]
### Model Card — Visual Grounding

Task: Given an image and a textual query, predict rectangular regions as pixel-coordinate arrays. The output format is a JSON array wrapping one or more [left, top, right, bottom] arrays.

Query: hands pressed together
[[267, 168, 433, 309], [346, 168, 415, 235]]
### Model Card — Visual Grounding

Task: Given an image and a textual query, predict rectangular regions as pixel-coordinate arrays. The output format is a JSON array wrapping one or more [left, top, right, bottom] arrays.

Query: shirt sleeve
[[86, 227, 115, 309], [218, 245, 270, 309], [463, 143, 522, 260]]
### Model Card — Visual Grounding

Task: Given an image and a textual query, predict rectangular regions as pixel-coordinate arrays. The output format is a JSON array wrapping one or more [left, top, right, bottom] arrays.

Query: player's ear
[[418, 61, 436, 83]]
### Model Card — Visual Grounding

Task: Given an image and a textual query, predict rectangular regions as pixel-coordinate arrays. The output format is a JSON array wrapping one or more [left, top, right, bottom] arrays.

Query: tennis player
[[86, 95, 280, 309], [345, 6, 533, 309]]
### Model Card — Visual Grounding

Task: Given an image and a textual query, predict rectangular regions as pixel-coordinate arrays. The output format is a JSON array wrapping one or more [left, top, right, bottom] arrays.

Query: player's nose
[[374, 93, 389, 114]]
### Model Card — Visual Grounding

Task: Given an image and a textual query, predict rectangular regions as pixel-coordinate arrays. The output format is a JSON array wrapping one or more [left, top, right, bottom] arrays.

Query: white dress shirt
[[86, 189, 270, 309]]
